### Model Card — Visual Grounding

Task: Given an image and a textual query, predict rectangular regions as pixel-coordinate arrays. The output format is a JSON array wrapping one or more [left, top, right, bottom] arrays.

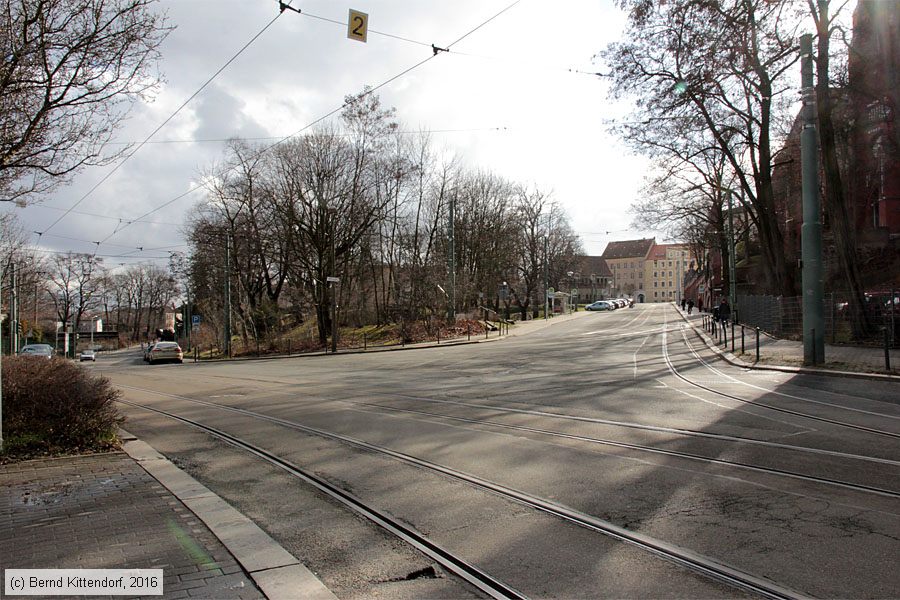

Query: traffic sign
[[191, 315, 201, 325], [326, 276, 341, 283], [347, 9, 368, 42]]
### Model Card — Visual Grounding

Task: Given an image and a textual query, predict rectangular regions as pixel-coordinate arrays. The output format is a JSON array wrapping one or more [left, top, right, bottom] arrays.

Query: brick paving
[[0, 452, 263, 599]]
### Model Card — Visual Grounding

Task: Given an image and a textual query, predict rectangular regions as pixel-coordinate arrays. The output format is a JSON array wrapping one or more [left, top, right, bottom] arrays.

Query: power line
[[446, 1, 521, 48], [37, 1, 525, 261], [40, 10, 285, 236], [33, 231, 145, 251], [278, 0, 606, 78], [23, 203, 182, 227], [280, 3, 431, 49], [28, 247, 174, 260], [99, 0, 524, 249], [97, 126, 511, 147], [96, 56, 437, 247]]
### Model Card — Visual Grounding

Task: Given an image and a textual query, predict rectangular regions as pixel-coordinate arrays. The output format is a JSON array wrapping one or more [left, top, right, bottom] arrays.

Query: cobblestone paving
[[0, 453, 263, 599]]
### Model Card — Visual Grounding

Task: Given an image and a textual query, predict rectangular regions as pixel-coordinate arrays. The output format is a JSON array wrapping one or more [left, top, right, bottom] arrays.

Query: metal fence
[[182, 317, 516, 360], [735, 291, 899, 347]]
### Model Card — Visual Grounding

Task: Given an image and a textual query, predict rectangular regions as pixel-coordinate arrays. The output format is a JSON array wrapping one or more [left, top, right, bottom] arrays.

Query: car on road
[[586, 300, 615, 311], [79, 349, 96, 362], [148, 341, 183, 364], [19, 344, 54, 359]]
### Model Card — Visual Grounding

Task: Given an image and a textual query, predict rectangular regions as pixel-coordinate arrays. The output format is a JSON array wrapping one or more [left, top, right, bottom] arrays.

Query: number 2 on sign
[[348, 9, 368, 42]]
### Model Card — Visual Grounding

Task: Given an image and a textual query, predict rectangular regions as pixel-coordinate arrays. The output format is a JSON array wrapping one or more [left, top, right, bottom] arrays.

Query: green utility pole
[[330, 217, 338, 354], [543, 233, 549, 320], [727, 191, 737, 314], [10, 266, 17, 355], [800, 34, 825, 365], [448, 194, 456, 321], [185, 287, 191, 352], [224, 236, 232, 358]]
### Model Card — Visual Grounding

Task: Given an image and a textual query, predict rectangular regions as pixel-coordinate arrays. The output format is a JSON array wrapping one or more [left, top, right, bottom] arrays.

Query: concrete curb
[[119, 429, 337, 600], [676, 309, 900, 383]]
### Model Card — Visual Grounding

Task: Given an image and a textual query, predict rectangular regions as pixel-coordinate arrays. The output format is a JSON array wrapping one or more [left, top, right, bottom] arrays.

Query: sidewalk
[[1, 435, 336, 600], [678, 307, 898, 378]]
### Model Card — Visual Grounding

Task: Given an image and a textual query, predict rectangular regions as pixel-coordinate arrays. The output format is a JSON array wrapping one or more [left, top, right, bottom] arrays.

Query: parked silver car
[[19, 344, 54, 359], [586, 301, 614, 311]]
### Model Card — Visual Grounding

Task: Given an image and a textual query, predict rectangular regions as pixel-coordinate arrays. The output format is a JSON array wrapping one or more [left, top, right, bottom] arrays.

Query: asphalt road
[[98, 303, 900, 598]]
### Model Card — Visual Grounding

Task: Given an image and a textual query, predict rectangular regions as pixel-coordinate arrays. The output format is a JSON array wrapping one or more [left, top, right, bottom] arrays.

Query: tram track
[[372, 392, 900, 467], [118, 398, 527, 600], [660, 312, 900, 440], [117, 392, 807, 600], [678, 324, 899, 419], [108, 304, 899, 598], [343, 400, 900, 501]]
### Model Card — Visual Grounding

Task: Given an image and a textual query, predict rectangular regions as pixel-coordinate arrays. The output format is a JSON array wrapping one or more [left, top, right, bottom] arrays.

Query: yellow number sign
[[347, 9, 368, 42]]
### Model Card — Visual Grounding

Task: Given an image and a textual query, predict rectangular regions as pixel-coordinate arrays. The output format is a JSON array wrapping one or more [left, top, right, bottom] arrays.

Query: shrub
[[1, 357, 122, 458]]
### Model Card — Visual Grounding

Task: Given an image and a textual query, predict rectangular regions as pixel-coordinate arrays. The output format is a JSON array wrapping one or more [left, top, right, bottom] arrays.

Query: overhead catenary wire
[[24, 203, 182, 227], [95, 0, 525, 251], [278, 0, 602, 77], [27, 247, 174, 260], [95, 126, 511, 147], [38, 10, 286, 237], [17, 126, 508, 232], [29, 0, 525, 264]]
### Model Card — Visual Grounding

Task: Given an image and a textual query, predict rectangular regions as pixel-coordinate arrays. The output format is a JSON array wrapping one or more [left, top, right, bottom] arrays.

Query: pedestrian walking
[[698, 297, 704, 313], [687, 299, 694, 314], [719, 298, 731, 325], [681, 298, 687, 311]]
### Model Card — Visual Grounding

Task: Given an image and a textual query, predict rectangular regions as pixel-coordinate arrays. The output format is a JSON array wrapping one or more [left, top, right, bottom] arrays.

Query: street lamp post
[[567, 271, 576, 313]]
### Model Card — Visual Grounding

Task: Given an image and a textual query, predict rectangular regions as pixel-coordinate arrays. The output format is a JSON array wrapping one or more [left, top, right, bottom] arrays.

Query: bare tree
[[604, 0, 800, 296], [0, 0, 171, 202], [45, 252, 102, 334]]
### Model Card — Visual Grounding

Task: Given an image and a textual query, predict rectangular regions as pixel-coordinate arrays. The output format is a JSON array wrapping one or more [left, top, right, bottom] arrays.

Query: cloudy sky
[[10, 0, 664, 272]]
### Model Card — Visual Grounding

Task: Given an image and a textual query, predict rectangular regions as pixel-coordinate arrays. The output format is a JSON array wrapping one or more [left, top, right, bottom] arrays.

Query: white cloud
[[11, 0, 662, 266]]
